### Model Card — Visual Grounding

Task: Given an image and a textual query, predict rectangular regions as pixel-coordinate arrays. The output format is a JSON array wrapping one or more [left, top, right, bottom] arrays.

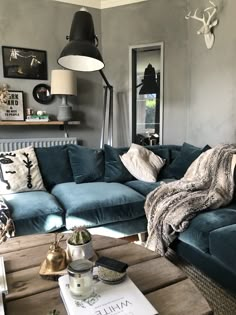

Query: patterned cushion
[[0, 146, 45, 194]]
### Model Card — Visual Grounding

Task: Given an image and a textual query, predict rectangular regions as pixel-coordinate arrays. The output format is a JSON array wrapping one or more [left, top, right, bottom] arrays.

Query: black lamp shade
[[58, 10, 104, 72], [139, 64, 159, 95]]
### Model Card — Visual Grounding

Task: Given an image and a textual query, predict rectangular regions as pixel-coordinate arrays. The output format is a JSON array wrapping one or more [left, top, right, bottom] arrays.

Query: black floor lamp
[[57, 8, 113, 148]]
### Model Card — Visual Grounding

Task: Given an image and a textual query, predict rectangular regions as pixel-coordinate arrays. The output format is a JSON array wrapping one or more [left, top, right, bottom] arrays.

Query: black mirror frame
[[32, 84, 54, 104]]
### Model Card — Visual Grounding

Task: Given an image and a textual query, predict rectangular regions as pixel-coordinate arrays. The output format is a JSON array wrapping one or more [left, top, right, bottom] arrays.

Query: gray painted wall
[[1, 0, 233, 149], [0, 0, 103, 148], [101, 0, 188, 146], [186, 0, 236, 147]]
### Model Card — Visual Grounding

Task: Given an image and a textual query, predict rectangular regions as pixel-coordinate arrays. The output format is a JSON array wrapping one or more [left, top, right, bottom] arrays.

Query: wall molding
[[53, 0, 148, 9], [53, 0, 101, 9], [101, 0, 148, 9]]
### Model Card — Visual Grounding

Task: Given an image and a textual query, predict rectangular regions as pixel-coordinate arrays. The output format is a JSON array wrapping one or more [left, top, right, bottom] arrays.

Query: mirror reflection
[[131, 43, 163, 146]]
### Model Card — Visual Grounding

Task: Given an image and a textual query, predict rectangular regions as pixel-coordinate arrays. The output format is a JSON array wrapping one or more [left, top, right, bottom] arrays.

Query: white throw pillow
[[120, 143, 165, 182], [0, 146, 45, 194]]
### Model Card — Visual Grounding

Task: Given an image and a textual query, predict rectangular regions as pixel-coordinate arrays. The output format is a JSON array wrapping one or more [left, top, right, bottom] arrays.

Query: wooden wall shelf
[[0, 121, 80, 137], [0, 121, 80, 126]]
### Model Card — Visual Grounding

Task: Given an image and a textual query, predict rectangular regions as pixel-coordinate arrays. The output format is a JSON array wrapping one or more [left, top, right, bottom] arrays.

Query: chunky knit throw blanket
[[145, 144, 236, 256], [0, 196, 15, 244]]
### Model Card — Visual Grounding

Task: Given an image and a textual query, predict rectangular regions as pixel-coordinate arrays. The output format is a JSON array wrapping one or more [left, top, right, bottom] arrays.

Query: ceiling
[[54, 0, 148, 9]]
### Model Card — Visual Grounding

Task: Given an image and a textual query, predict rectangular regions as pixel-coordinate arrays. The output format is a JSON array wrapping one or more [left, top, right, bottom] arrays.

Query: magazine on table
[[59, 274, 158, 315]]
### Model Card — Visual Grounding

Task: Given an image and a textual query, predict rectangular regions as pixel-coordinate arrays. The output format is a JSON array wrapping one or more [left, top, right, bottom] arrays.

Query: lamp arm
[[99, 70, 113, 89], [99, 70, 113, 148]]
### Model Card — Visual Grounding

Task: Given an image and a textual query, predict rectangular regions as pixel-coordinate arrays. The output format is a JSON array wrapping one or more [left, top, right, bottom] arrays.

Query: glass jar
[[68, 259, 93, 299]]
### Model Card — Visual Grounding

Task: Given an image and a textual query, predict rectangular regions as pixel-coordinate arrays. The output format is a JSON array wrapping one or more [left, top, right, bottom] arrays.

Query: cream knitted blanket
[[145, 144, 236, 256]]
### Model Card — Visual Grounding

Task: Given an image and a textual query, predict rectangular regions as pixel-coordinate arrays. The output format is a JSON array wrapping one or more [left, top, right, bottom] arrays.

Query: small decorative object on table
[[95, 256, 128, 284], [67, 259, 94, 300], [67, 227, 95, 261], [39, 233, 67, 280]]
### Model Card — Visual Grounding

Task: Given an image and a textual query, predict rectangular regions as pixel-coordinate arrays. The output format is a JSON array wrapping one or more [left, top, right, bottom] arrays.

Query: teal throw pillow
[[68, 145, 104, 183], [104, 145, 134, 182], [146, 145, 171, 164], [35, 145, 73, 191], [166, 142, 211, 179]]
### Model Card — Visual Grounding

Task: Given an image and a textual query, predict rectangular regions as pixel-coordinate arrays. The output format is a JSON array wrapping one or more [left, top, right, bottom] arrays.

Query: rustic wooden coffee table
[[0, 234, 212, 315]]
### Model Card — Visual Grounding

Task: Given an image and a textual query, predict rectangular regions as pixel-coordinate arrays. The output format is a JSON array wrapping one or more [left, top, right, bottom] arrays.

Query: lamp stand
[[57, 95, 72, 122], [100, 70, 113, 149]]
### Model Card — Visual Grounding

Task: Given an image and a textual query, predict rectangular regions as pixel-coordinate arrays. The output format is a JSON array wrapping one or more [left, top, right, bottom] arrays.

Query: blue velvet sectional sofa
[[3, 142, 236, 294]]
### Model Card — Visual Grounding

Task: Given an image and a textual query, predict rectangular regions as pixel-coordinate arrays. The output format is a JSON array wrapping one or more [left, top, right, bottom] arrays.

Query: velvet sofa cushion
[[88, 216, 147, 238], [51, 182, 145, 230], [145, 145, 171, 163], [209, 224, 236, 274], [104, 144, 174, 183], [68, 145, 104, 183], [125, 178, 176, 196], [35, 145, 73, 191], [3, 191, 64, 236], [178, 204, 236, 253], [172, 239, 236, 294], [104, 145, 134, 182], [165, 142, 210, 179]]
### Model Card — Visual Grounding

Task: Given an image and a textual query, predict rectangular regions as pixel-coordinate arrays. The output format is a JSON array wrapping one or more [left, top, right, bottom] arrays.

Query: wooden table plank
[[6, 266, 59, 301], [0, 234, 54, 254], [4, 244, 57, 273], [146, 279, 213, 315], [6, 288, 66, 315], [92, 234, 128, 250], [128, 257, 187, 294], [97, 243, 160, 266]]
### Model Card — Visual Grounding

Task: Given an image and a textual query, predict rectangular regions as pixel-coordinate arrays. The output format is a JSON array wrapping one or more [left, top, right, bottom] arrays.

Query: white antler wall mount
[[185, 0, 218, 49]]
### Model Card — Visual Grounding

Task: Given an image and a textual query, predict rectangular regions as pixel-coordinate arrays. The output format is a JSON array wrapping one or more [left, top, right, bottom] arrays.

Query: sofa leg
[[138, 232, 147, 242]]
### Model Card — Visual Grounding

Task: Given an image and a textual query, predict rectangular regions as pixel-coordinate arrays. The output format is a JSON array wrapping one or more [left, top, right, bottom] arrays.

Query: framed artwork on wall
[[0, 91, 24, 121], [2, 46, 48, 80]]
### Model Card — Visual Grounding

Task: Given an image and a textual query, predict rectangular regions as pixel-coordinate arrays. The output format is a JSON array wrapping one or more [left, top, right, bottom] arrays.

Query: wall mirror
[[32, 84, 54, 104], [129, 42, 164, 146]]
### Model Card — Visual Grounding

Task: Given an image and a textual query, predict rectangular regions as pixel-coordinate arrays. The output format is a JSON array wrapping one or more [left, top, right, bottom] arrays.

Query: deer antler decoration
[[185, 1, 218, 49]]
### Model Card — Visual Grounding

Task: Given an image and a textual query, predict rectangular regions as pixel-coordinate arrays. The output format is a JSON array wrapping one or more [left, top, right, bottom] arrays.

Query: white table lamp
[[51, 69, 77, 121]]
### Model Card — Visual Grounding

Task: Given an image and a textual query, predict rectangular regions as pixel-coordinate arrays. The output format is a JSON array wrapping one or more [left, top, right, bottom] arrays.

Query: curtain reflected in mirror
[[130, 43, 163, 146]]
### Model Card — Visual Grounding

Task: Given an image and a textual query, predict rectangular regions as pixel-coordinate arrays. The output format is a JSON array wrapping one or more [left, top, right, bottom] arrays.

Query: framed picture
[[0, 91, 24, 121], [2, 46, 47, 80]]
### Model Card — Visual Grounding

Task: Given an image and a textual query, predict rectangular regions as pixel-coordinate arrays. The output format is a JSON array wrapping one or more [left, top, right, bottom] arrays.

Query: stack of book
[[25, 115, 49, 122], [59, 273, 158, 315]]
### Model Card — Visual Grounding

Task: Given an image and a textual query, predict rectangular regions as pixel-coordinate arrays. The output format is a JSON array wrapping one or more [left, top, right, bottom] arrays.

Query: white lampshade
[[51, 69, 77, 95]]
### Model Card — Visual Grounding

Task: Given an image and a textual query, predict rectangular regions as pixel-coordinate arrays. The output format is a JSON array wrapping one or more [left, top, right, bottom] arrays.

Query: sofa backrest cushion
[[145, 145, 171, 163], [165, 142, 211, 179], [104, 145, 134, 182], [104, 144, 175, 183], [145, 144, 181, 180], [0, 146, 45, 194], [68, 145, 104, 183], [35, 145, 73, 191]]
